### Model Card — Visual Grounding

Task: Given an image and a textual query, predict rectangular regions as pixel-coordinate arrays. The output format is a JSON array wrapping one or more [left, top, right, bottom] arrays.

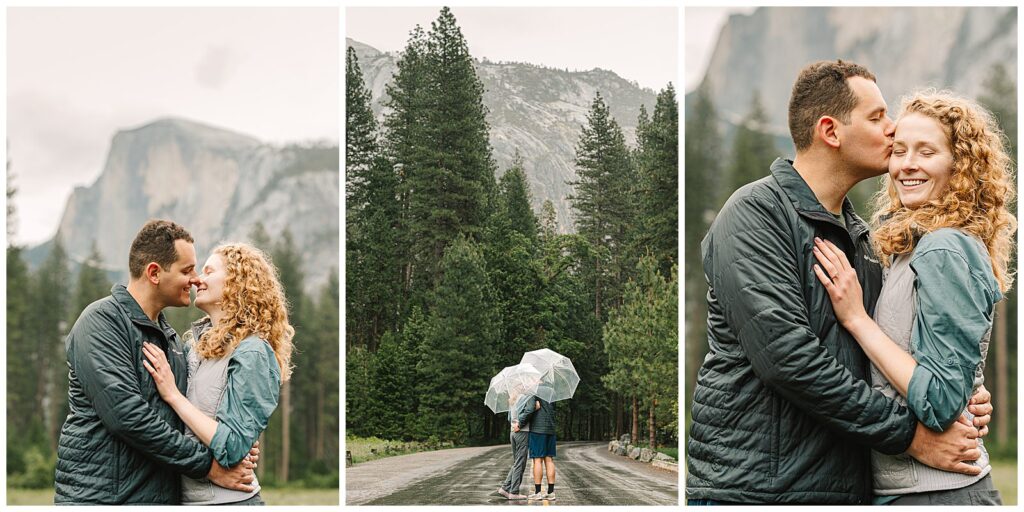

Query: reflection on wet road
[[360, 441, 678, 506]]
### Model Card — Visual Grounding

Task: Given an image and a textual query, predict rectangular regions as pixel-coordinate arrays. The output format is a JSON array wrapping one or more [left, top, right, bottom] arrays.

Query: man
[[493, 390, 535, 500], [55, 220, 256, 504], [686, 61, 993, 504], [527, 392, 556, 501]]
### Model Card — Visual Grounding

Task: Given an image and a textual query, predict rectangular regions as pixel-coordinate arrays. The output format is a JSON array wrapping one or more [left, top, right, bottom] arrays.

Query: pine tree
[[635, 84, 679, 277], [345, 346, 374, 438], [369, 325, 418, 440], [602, 256, 677, 449], [7, 246, 38, 473], [31, 236, 71, 448], [400, 8, 497, 298], [569, 92, 636, 319], [540, 199, 558, 241], [482, 155, 544, 389], [498, 151, 538, 242], [310, 268, 339, 465], [71, 243, 113, 321], [683, 83, 722, 417], [347, 44, 401, 351], [414, 237, 499, 443], [383, 24, 430, 316], [725, 90, 777, 197], [346, 46, 380, 205], [270, 230, 306, 483], [978, 63, 1017, 451]]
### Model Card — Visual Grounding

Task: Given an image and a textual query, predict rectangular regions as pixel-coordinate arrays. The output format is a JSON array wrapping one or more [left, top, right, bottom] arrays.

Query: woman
[[812, 90, 1014, 505], [143, 243, 295, 505], [494, 389, 533, 500]]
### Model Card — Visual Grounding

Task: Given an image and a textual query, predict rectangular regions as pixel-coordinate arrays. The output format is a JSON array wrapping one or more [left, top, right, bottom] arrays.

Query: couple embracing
[[54, 220, 295, 505], [688, 60, 1014, 505]]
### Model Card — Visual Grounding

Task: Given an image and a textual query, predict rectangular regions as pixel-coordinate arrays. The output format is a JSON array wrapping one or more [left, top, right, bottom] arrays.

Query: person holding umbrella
[[486, 349, 578, 503], [528, 382, 557, 501], [486, 364, 542, 500], [495, 387, 536, 500]]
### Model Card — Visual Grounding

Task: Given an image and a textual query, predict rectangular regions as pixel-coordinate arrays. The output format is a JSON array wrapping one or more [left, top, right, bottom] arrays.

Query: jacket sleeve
[[515, 395, 536, 426], [907, 237, 999, 431], [69, 308, 213, 479], [210, 342, 281, 467], [707, 196, 916, 454]]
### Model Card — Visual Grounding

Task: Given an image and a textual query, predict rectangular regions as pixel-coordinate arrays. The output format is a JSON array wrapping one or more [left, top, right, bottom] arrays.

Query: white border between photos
[[1, 0, 1021, 510]]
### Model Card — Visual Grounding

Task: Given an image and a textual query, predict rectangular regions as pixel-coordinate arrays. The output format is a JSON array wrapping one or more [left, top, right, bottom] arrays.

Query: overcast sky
[[7, 7, 339, 245], [684, 6, 757, 92], [347, 7, 678, 92]]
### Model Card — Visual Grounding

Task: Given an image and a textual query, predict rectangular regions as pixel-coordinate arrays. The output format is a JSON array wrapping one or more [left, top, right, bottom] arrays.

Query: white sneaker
[[545, 492, 556, 501], [528, 491, 546, 500]]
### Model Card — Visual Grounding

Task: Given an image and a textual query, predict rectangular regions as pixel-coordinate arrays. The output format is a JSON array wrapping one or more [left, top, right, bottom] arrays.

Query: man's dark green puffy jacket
[[686, 159, 918, 504], [530, 397, 556, 435], [55, 285, 212, 504]]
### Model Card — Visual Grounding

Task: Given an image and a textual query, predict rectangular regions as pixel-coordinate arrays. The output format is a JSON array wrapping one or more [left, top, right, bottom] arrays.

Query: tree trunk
[[280, 381, 290, 482], [316, 382, 326, 459], [630, 395, 639, 444], [648, 398, 657, 449], [993, 300, 1008, 444], [615, 394, 623, 439]]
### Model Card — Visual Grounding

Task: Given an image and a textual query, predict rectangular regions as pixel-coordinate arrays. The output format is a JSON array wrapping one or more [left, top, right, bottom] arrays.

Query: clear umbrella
[[484, 362, 543, 414], [520, 348, 579, 403]]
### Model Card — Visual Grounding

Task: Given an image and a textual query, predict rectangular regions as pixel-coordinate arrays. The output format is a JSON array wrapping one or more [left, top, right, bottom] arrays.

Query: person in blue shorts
[[528, 391, 556, 501]]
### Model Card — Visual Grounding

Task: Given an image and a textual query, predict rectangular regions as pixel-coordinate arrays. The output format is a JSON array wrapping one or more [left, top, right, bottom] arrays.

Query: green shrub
[[9, 446, 56, 489]]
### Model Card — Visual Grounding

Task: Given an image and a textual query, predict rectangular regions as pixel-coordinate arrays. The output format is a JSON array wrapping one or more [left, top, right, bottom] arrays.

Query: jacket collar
[[770, 158, 871, 242], [110, 284, 174, 334]]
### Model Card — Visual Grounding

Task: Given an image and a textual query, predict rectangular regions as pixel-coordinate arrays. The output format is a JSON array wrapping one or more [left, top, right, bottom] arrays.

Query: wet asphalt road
[[359, 441, 678, 506]]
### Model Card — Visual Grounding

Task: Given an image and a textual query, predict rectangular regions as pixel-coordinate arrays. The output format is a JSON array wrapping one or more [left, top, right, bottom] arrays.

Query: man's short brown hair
[[788, 60, 877, 151], [128, 220, 194, 279]]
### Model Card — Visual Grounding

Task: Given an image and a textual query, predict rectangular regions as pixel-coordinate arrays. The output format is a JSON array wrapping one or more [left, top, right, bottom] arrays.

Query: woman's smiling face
[[194, 253, 226, 313], [888, 112, 954, 209]]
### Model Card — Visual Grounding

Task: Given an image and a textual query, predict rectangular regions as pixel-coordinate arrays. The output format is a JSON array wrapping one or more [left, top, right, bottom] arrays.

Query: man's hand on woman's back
[[905, 421, 982, 476], [207, 458, 256, 492]]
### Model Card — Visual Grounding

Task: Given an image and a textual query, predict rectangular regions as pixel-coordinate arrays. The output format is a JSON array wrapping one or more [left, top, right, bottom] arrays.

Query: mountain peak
[[116, 117, 261, 149], [349, 37, 657, 235]]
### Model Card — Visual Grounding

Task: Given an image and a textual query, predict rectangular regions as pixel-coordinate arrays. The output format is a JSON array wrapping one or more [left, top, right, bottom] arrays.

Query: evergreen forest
[[346, 7, 679, 450]]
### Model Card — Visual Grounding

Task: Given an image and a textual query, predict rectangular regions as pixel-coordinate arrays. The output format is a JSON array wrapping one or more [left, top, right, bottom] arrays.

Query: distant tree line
[[683, 64, 1018, 458], [346, 7, 678, 449]]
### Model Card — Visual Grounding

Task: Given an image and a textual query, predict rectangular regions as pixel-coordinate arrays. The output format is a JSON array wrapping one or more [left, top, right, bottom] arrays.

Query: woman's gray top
[[180, 326, 281, 505], [870, 229, 998, 496]]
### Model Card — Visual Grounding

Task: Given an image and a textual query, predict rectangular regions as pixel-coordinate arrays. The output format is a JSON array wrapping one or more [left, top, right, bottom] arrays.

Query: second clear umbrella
[[484, 362, 544, 414], [520, 348, 579, 403]]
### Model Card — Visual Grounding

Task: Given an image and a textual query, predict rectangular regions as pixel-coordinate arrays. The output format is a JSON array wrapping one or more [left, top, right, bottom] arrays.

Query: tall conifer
[[414, 237, 499, 443], [635, 84, 678, 277], [569, 92, 635, 319]]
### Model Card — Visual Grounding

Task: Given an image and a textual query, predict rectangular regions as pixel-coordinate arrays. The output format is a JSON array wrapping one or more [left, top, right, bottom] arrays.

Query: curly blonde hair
[[871, 90, 1017, 292], [194, 243, 295, 381]]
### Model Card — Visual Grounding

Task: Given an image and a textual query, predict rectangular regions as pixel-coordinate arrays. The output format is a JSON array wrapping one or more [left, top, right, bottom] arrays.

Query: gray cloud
[[194, 45, 237, 90]]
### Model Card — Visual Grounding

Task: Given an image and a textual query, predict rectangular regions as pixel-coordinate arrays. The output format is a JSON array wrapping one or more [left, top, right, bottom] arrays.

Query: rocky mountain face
[[693, 6, 1017, 143], [348, 38, 659, 233], [42, 118, 339, 291]]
